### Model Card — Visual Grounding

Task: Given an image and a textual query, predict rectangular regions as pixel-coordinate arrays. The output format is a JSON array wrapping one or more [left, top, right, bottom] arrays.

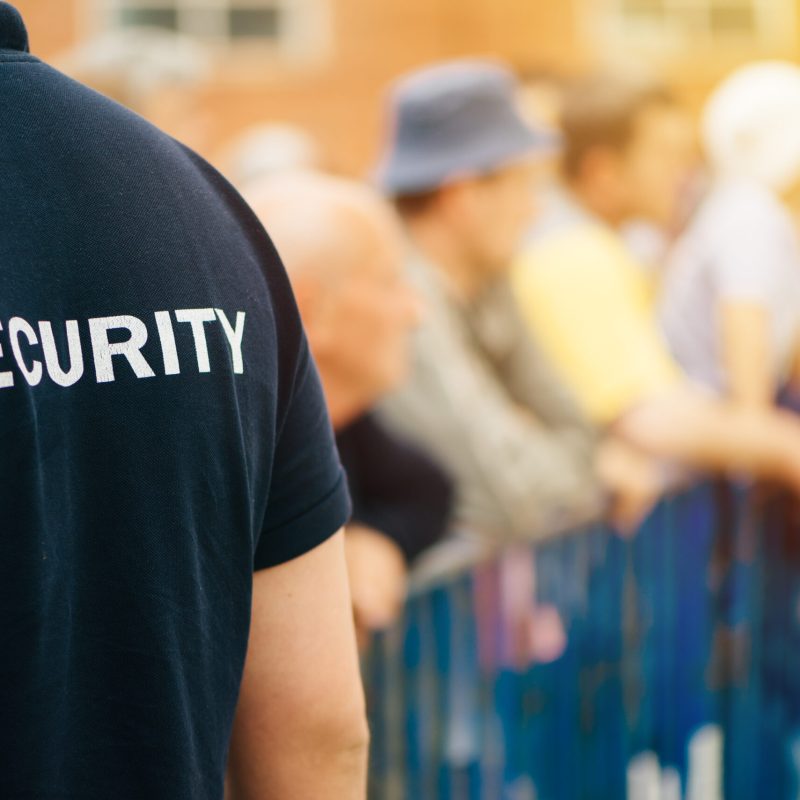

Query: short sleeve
[[254, 336, 351, 571], [512, 225, 682, 426], [707, 191, 795, 304]]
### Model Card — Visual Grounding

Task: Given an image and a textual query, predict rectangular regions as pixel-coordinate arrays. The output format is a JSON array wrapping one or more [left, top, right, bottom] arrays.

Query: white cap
[[221, 124, 321, 189], [703, 61, 800, 193]]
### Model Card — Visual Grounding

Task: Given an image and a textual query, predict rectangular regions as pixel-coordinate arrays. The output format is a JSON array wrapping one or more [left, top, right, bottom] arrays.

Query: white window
[[95, 0, 330, 56], [602, 0, 796, 51]]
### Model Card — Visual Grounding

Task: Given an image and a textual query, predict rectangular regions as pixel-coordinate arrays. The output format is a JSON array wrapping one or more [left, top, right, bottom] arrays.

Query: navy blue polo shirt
[[0, 4, 350, 797]]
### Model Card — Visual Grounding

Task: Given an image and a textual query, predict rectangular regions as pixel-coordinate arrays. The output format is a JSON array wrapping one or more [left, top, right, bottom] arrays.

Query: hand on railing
[[345, 524, 408, 651], [595, 436, 677, 535]]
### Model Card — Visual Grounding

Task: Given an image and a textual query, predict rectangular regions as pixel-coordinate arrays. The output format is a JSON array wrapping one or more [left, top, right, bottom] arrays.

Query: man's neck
[[568, 182, 626, 229], [404, 216, 487, 303]]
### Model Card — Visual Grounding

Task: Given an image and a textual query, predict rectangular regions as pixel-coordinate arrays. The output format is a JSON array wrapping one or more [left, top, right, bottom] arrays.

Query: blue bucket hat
[[375, 59, 559, 196]]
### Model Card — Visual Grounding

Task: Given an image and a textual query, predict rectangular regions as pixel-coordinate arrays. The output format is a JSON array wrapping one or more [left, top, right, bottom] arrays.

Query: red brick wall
[[11, 0, 583, 174], [11, 0, 800, 175], [12, 0, 77, 55]]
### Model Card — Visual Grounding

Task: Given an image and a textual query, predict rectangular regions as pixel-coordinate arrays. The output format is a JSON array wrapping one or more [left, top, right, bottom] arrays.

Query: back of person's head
[[702, 61, 800, 195], [560, 73, 674, 180], [245, 171, 419, 424], [245, 171, 395, 285], [219, 123, 322, 191], [559, 72, 694, 226]]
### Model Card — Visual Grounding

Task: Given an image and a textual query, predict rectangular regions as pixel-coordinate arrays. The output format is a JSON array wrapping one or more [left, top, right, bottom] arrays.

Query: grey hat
[[375, 59, 558, 196]]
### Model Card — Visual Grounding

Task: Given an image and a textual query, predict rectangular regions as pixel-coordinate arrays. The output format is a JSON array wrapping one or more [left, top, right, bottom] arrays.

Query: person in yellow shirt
[[512, 73, 800, 492], [515, 222, 682, 426]]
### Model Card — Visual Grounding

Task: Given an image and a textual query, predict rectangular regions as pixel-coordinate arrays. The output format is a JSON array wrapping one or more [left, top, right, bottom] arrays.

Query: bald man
[[245, 172, 453, 645]]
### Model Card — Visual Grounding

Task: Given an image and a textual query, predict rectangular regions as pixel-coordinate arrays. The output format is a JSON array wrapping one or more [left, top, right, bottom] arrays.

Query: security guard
[[0, 4, 367, 798]]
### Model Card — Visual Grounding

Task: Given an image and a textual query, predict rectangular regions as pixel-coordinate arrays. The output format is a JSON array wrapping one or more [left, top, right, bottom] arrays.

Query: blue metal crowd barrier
[[365, 482, 800, 799]]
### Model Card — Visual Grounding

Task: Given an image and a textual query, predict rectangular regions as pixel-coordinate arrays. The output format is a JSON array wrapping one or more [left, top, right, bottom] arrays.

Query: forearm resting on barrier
[[616, 387, 800, 491]]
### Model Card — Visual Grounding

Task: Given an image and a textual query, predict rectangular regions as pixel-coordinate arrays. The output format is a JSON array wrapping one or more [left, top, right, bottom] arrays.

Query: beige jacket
[[379, 249, 605, 543]]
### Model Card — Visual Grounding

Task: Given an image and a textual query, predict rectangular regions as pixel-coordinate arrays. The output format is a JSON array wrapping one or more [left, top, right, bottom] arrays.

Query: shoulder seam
[[0, 52, 40, 65]]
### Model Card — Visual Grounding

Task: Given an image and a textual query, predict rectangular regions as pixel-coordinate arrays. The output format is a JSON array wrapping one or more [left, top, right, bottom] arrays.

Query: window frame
[[86, 0, 332, 63], [599, 0, 797, 54]]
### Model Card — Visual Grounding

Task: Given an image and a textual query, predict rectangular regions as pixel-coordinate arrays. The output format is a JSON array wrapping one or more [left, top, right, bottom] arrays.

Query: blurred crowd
[[67, 37, 800, 647]]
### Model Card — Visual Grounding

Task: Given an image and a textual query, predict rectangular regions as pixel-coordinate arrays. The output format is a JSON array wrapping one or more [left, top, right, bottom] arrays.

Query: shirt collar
[[0, 3, 29, 53]]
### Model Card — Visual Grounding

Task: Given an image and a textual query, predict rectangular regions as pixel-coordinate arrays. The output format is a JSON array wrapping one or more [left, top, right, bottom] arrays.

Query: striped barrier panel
[[365, 483, 800, 799]]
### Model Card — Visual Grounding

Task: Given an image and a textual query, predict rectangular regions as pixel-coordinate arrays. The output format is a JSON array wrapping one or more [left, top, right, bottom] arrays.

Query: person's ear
[[291, 272, 333, 351], [581, 146, 621, 188], [437, 180, 480, 230]]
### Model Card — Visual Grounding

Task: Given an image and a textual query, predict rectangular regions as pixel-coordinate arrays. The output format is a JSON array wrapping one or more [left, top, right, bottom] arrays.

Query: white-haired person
[[659, 62, 800, 408], [244, 172, 453, 647], [219, 123, 323, 189]]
